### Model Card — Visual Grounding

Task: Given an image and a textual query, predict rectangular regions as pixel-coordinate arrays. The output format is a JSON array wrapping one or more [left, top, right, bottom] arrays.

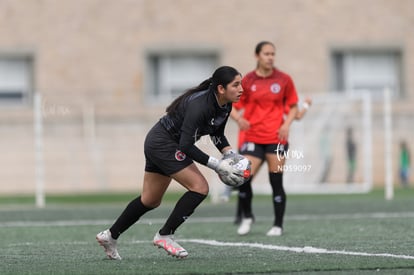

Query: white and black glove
[[222, 149, 237, 160], [222, 149, 244, 162], [207, 155, 243, 186]]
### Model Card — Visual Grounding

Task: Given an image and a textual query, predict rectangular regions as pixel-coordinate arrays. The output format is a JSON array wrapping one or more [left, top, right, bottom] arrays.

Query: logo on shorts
[[270, 83, 281, 94], [175, 150, 186, 161]]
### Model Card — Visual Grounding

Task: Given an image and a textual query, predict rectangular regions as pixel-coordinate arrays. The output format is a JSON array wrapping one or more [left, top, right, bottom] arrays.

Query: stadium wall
[[0, 0, 413, 194]]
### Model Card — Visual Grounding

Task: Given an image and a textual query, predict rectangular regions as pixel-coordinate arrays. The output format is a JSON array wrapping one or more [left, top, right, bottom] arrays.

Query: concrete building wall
[[0, 0, 413, 194]]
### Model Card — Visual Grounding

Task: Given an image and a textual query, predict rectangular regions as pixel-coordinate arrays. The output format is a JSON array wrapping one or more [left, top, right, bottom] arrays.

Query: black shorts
[[239, 142, 289, 161], [144, 122, 193, 176]]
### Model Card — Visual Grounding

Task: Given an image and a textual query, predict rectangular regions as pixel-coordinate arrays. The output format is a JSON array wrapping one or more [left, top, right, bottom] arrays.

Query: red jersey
[[234, 68, 298, 145]]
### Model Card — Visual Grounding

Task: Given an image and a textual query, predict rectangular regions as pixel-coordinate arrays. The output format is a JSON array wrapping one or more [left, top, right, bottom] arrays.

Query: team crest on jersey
[[175, 150, 186, 161], [250, 84, 257, 92], [270, 83, 281, 94]]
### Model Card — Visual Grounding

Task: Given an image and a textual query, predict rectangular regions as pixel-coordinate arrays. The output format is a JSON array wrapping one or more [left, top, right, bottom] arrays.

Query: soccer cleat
[[235, 213, 255, 225], [237, 218, 253, 235], [234, 215, 242, 225], [266, 226, 283, 236], [96, 229, 122, 260], [153, 232, 188, 258]]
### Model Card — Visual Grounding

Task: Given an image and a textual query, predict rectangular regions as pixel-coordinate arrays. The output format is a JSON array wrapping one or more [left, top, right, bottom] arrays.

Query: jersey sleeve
[[178, 103, 210, 166], [209, 115, 230, 152]]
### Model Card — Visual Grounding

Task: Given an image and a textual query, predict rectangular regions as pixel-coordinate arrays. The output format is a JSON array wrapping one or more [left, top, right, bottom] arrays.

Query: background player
[[231, 41, 299, 236], [225, 96, 312, 223]]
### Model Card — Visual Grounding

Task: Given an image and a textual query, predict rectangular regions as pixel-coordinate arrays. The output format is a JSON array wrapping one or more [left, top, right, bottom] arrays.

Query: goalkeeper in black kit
[[96, 66, 249, 260]]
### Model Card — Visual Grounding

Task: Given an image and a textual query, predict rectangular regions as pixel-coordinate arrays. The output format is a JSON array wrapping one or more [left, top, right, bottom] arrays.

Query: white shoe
[[153, 232, 188, 258], [96, 229, 122, 260], [237, 218, 253, 235], [266, 226, 283, 236]]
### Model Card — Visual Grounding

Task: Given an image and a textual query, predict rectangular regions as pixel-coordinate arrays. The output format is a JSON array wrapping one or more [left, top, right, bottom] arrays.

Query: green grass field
[[1, 188, 414, 274]]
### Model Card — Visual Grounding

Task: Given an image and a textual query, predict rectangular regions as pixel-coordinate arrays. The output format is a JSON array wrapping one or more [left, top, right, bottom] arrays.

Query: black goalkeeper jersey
[[159, 88, 231, 166]]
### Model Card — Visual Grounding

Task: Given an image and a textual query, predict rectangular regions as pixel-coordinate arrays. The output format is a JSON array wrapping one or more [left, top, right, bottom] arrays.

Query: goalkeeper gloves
[[207, 155, 243, 186], [222, 149, 244, 162]]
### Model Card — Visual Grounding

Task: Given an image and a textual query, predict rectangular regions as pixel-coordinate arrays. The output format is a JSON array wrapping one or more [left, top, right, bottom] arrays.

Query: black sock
[[109, 196, 153, 239], [238, 177, 253, 218], [269, 172, 286, 228], [158, 191, 207, 235]]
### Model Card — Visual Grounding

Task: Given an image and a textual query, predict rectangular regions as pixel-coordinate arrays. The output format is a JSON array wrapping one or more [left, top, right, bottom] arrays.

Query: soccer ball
[[219, 156, 251, 187]]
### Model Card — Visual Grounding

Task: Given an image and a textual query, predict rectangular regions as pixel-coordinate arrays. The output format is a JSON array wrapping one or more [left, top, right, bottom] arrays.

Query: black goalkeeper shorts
[[144, 122, 193, 176]]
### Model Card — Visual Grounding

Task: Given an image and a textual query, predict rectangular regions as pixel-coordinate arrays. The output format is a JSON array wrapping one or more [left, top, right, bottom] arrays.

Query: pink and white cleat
[[153, 232, 188, 258], [96, 229, 122, 260]]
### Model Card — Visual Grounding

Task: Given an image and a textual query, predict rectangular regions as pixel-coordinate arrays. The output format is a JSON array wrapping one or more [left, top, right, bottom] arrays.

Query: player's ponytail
[[166, 66, 240, 115]]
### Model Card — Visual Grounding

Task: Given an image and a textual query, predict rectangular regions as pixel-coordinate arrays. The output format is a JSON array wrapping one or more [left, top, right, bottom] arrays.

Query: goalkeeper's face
[[217, 75, 244, 104]]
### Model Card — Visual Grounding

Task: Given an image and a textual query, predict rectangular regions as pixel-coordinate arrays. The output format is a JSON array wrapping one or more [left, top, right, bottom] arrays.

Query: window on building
[[331, 50, 402, 98], [0, 55, 33, 105], [146, 52, 218, 104]]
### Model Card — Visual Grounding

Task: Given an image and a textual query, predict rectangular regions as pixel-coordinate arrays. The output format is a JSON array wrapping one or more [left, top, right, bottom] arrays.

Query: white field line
[[7, 239, 414, 261], [181, 239, 414, 260], [1, 211, 414, 228], [131, 239, 414, 261]]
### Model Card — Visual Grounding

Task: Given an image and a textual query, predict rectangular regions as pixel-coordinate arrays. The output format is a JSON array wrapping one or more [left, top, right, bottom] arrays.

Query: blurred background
[[0, 0, 412, 200]]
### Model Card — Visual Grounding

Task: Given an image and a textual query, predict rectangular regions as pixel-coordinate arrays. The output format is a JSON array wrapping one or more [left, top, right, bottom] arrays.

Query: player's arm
[[210, 114, 231, 151], [210, 118, 244, 162], [279, 76, 299, 141], [279, 104, 298, 141], [295, 97, 312, 120], [179, 113, 211, 166], [179, 129, 239, 183], [178, 103, 242, 185], [230, 105, 250, 130], [179, 103, 231, 165]]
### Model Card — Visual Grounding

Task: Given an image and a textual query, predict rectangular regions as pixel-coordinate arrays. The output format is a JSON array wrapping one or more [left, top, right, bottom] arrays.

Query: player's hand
[[222, 149, 237, 160], [223, 150, 245, 164], [237, 117, 250, 131], [215, 158, 243, 185], [207, 157, 242, 182], [215, 158, 237, 175], [304, 97, 312, 106], [278, 123, 290, 141]]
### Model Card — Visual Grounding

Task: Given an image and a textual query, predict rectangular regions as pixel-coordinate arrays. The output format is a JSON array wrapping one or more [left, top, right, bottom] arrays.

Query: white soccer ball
[[219, 156, 251, 187]]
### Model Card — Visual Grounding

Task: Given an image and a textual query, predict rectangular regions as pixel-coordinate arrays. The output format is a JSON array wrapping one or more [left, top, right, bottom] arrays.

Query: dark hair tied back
[[166, 66, 240, 115]]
